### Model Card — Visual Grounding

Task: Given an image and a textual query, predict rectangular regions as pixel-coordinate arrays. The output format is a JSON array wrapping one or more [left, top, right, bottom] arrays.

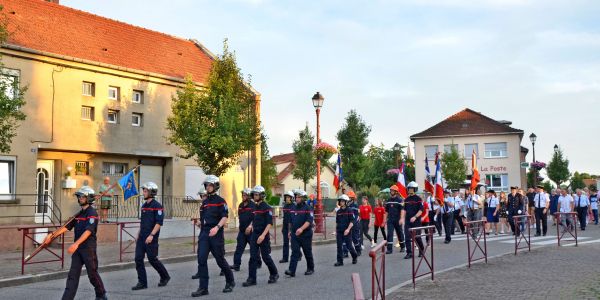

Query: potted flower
[[314, 142, 337, 161], [531, 161, 546, 170]]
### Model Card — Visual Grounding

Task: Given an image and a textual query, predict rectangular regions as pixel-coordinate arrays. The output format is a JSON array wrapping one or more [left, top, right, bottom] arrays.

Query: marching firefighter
[[46, 186, 107, 300], [280, 190, 295, 263], [284, 189, 315, 277], [334, 194, 358, 266], [401, 182, 425, 259], [243, 185, 279, 287], [192, 175, 235, 297], [192, 188, 208, 280], [385, 185, 405, 254], [132, 182, 171, 291], [231, 188, 256, 271], [346, 191, 362, 256]]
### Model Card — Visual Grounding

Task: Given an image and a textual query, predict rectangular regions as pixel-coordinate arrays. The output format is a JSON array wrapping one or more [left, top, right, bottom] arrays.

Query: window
[[81, 106, 95, 121], [443, 144, 458, 154], [132, 113, 143, 127], [108, 86, 120, 100], [75, 161, 89, 175], [424, 145, 438, 160], [102, 162, 128, 176], [107, 109, 119, 124], [484, 142, 508, 158], [132, 90, 144, 103], [485, 174, 509, 192], [82, 82, 95, 96], [1, 68, 20, 100], [0, 156, 16, 200], [465, 144, 479, 158]]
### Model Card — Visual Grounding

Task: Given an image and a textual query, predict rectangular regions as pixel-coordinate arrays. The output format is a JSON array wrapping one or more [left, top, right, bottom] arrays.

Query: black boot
[[158, 277, 170, 287], [223, 281, 235, 293], [334, 261, 343, 267], [304, 269, 314, 275], [352, 257, 357, 264], [191, 273, 201, 280], [131, 282, 147, 290], [242, 278, 256, 287], [219, 270, 225, 276], [230, 265, 240, 271], [268, 274, 279, 284], [404, 253, 413, 259], [284, 270, 295, 277], [191, 288, 209, 297], [279, 259, 288, 263]]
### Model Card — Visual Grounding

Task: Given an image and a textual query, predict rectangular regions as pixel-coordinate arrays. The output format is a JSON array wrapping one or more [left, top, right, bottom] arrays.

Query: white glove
[[434, 215, 438, 222], [518, 210, 522, 214]]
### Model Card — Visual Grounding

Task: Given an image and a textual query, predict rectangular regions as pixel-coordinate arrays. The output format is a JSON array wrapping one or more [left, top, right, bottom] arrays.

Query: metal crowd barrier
[[409, 225, 435, 289], [513, 215, 532, 255], [351, 273, 365, 300], [555, 212, 578, 247], [17, 224, 65, 275], [116, 221, 139, 262], [465, 220, 487, 268], [369, 240, 387, 300]]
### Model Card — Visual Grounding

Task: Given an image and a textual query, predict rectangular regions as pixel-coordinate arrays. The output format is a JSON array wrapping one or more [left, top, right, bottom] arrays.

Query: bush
[[266, 195, 281, 206]]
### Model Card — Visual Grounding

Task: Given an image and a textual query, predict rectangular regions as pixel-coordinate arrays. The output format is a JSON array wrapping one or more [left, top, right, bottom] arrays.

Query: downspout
[[31, 66, 63, 143]]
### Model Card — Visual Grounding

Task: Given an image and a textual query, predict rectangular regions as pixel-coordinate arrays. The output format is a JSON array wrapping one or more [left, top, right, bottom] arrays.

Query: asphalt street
[[3, 224, 599, 299]]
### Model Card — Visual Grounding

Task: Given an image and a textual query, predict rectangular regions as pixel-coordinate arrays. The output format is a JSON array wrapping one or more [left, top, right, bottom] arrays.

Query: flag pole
[[95, 164, 142, 199]]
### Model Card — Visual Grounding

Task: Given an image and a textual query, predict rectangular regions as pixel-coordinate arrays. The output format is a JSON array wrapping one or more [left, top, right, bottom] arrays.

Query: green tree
[[526, 168, 544, 188], [441, 147, 468, 189], [542, 181, 554, 192], [260, 132, 278, 198], [570, 172, 586, 190], [0, 8, 26, 154], [337, 110, 371, 190], [546, 147, 570, 187], [363, 144, 396, 189], [166, 40, 259, 176], [292, 125, 316, 191], [404, 156, 416, 183]]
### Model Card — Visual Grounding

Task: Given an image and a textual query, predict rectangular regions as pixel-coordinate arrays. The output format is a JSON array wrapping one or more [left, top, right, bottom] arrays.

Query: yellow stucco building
[[0, 0, 261, 226]]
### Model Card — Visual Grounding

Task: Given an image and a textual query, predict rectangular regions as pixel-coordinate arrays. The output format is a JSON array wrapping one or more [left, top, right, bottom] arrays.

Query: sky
[[62, 0, 600, 175]]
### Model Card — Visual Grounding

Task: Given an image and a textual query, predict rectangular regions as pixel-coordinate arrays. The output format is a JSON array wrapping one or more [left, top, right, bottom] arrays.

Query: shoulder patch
[[89, 218, 95, 224], [268, 210, 273, 216], [158, 210, 162, 216]]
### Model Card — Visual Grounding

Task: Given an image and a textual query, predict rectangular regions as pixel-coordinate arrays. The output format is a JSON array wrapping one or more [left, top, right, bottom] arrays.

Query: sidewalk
[[0, 216, 337, 286], [389, 242, 600, 299]]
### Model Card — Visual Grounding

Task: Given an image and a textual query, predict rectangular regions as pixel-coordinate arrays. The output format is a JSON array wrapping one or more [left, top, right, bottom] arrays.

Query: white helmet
[[407, 181, 418, 192], [337, 194, 350, 203], [75, 186, 96, 204], [141, 182, 159, 196], [252, 185, 266, 200], [203, 175, 220, 192], [284, 190, 295, 198], [242, 188, 252, 196]]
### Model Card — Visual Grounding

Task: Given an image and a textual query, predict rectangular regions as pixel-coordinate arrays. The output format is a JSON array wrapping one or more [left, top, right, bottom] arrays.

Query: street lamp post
[[529, 133, 537, 187], [554, 144, 559, 154], [312, 92, 324, 233], [393, 143, 401, 169]]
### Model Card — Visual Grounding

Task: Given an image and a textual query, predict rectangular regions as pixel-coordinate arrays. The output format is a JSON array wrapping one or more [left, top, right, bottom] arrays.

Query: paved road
[[3, 223, 600, 299]]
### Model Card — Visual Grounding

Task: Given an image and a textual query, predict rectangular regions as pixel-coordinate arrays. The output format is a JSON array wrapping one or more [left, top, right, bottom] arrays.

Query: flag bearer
[[285, 190, 315, 277], [346, 191, 362, 255], [401, 182, 425, 259], [132, 182, 171, 291]]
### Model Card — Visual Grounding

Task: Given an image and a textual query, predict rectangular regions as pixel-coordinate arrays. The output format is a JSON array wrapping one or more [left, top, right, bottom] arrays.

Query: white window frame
[[108, 86, 119, 100], [81, 106, 94, 121], [0, 156, 17, 201], [132, 90, 143, 104], [424, 145, 438, 160], [107, 109, 119, 124], [485, 174, 509, 192], [102, 162, 128, 176], [82, 81, 95, 96], [464, 143, 479, 158], [132, 113, 143, 127], [1, 68, 20, 100], [484, 142, 508, 158], [443, 144, 458, 154]]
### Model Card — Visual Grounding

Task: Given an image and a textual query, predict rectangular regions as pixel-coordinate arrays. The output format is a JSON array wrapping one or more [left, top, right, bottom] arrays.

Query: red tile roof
[[272, 152, 336, 184], [2, 0, 213, 82], [271, 153, 296, 165], [411, 108, 523, 140]]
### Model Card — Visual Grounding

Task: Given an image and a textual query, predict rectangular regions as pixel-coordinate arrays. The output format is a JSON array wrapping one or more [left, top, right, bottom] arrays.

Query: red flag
[[434, 159, 444, 205], [333, 153, 342, 192], [470, 150, 480, 191], [396, 163, 408, 198], [424, 154, 435, 194]]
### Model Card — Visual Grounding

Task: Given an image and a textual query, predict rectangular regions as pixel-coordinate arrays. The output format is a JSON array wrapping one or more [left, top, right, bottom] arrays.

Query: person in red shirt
[[372, 199, 387, 245], [359, 196, 374, 247]]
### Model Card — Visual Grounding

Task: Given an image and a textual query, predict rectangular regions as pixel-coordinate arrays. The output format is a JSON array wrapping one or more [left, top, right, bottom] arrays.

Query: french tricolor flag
[[396, 162, 408, 198], [333, 153, 343, 192], [434, 158, 444, 205], [424, 154, 435, 195]]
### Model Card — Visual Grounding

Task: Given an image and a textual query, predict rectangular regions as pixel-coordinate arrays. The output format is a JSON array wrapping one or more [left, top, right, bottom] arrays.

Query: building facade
[[271, 153, 338, 200], [411, 109, 528, 193], [0, 0, 261, 225]]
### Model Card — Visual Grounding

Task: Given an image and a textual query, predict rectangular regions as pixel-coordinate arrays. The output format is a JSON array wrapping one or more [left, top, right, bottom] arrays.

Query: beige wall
[[413, 134, 525, 192], [0, 48, 260, 224], [276, 166, 337, 199]]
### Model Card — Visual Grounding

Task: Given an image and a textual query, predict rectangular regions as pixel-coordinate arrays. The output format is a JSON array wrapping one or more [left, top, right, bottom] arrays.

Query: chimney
[[46, 0, 60, 4]]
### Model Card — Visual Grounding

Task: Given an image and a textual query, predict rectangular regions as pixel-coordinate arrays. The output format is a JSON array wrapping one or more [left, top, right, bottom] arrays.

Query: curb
[[0, 238, 337, 289]]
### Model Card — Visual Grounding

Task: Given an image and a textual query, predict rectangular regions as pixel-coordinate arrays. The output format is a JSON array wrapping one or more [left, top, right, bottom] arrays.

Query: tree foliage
[[337, 110, 371, 190], [570, 171, 587, 190], [441, 147, 467, 189], [260, 132, 278, 198], [166, 40, 259, 176], [546, 147, 570, 187], [292, 125, 316, 191], [0, 7, 27, 154]]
